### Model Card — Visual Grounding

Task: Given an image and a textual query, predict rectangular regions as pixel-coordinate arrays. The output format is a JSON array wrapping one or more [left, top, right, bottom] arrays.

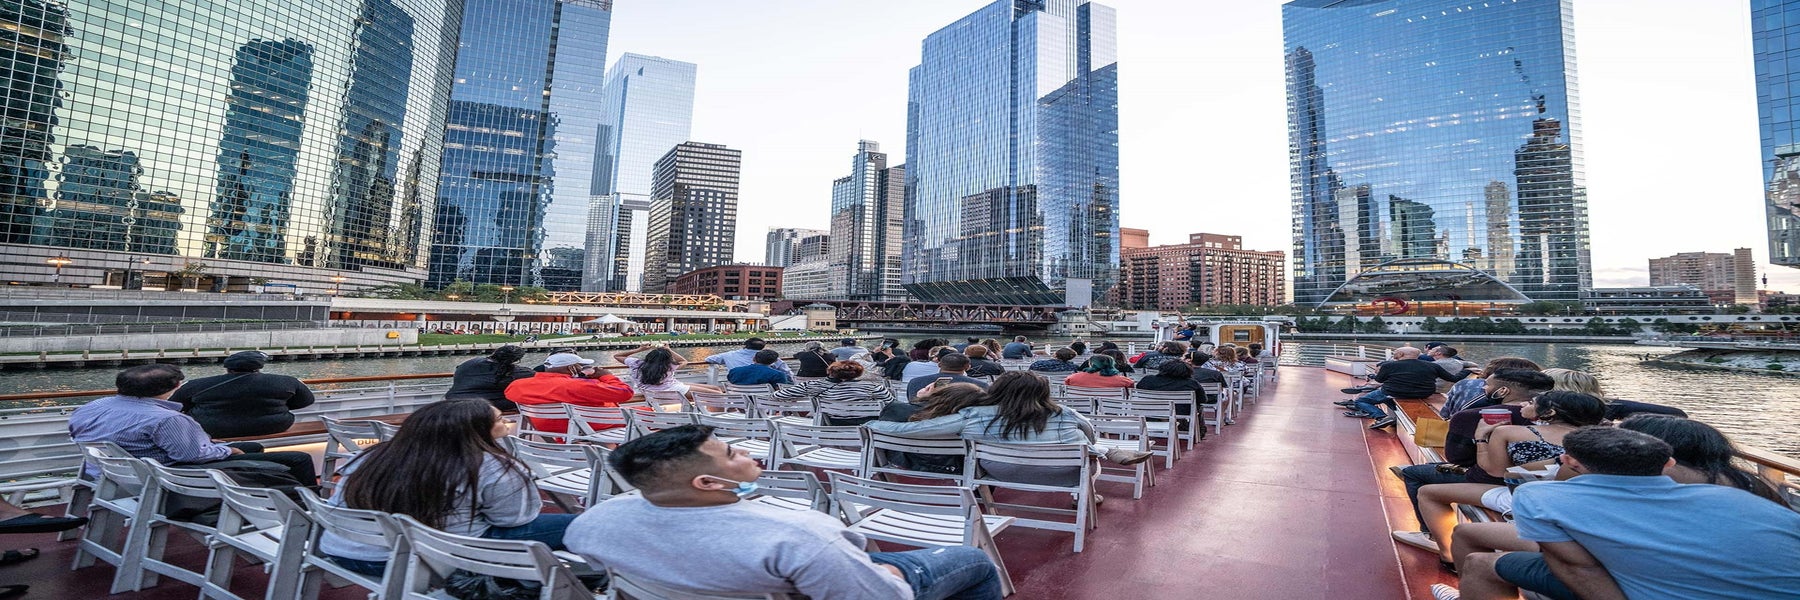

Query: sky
[[601, 0, 1791, 292]]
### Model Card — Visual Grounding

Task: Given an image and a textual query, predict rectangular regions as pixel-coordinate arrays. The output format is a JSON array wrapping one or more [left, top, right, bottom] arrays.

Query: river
[[0, 336, 1793, 458]]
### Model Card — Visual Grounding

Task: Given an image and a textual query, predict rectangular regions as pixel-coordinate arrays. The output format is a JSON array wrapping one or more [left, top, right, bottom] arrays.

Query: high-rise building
[[0, 0, 461, 291], [593, 54, 697, 291], [796, 233, 831, 265], [902, 0, 1120, 306], [426, 0, 611, 290], [781, 259, 833, 301], [1286, 0, 1590, 307], [670, 264, 784, 301], [1116, 233, 1287, 311], [644, 142, 741, 293], [827, 141, 906, 300], [1648, 249, 1757, 306], [765, 227, 828, 267], [1757, 1, 1800, 268]]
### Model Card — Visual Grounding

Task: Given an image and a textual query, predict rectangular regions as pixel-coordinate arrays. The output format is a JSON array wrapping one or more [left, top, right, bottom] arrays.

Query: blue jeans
[[328, 513, 579, 577], [869, 546, 1003, 600], [1398, 463, 1467, 529], [1353, 389, 1394, 418], [1494, 552, 1578, 600]]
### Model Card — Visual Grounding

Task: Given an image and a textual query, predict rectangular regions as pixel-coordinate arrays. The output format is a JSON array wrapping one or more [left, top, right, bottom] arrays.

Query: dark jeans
[[182, 442, 318, 485], [330, 513, 579, 577], [869, 546, 1004, 600], [1398, 462, 1467, 529], [1353, 389, 1395, 419], [1494, 552, 1578, 600]]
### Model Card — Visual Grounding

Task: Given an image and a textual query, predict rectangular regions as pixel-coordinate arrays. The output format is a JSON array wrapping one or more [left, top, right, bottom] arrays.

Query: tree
[[1420, 316, 1442, 333], [1334, 315, 1361, 333], [363, 283, 430, 300], [1361, 316, 1389, 334], [177, 262, 210, 291]]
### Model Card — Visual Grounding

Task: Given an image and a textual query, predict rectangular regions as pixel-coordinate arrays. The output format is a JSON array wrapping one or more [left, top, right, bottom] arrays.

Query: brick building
[[670, 265, 784, 301], [1647, 249, 1757, 306], [1114, 233, 1286, 310]]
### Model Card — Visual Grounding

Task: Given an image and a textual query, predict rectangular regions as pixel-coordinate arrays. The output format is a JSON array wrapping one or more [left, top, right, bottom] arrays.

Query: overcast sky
[[602, 1, 1788, 292]]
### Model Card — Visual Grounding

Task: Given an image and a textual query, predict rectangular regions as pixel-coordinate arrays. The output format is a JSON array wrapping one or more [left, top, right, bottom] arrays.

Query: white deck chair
[[644, 390, 690, 412], [505, 436, 616, 511], [1198, 382, 1231, 430], [201, 471, 311, 600], [769, 421, 864, 477], [688, 390, 754, 417], [724, 383, 778, 400], [515, 402, 572, 442], [627, 410, 699, 440], [1063, 384, 1129, 403], [745, 470, 829, 514], [71, 448, 153, 593], [1086, 415, 1156, 499], [371, 420, 402, 440], [752, 394, 815, 426], [294, 488, 410, 600], [1054, 396, 1098, 416], [699, 414, 775, 464], [814, 392, 886, 425], [828, 472, 1016, 597], [61, 441, 131, 542], [608, 568, 789, 599], [965, 441, 1096, 553], [124, 461, 228, 592], [320, 417, 387, 491], [860, 428, 968, 485], [1124, 388, 1205, 448], [394, 515, 591, 600], [1097, 394, 1184, 466], [565, 403, 643, 445]]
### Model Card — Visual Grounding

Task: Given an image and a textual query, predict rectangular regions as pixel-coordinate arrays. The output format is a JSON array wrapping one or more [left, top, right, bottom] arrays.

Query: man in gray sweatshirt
[[565, 425, 1003, 600]]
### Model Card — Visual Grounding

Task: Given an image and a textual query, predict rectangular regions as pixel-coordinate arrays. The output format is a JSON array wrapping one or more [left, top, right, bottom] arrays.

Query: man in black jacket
[[171, 351, 316, 438], [1350, 347, 1468, 428]]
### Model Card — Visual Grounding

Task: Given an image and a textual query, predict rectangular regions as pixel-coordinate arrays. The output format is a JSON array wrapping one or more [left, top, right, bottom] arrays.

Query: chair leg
[[265, 522, 310, 600], [58, 485, 94, 542], [297, 567, 324, 600], [200, 543, 239, 600]]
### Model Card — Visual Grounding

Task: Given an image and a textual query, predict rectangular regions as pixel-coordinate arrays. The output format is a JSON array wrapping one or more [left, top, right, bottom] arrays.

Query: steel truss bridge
[[783, 300, 1068, 326], [536, 291, 750, 310]]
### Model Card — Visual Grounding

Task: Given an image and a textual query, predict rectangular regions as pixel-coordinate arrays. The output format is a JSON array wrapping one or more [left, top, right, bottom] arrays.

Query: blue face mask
[[705, 475, 758, 498]]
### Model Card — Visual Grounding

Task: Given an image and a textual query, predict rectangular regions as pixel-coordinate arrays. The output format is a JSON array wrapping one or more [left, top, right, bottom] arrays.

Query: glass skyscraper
[[594, 53, 696, 292], [902, 0, 1120, 306], [828, 140, 906, 301], [0, 0, 460, 290], [1756, 0, 1800, 268], [1286, 0, 1590, 306], [426, 0, 611, 290], [643, 142, 740, 294]]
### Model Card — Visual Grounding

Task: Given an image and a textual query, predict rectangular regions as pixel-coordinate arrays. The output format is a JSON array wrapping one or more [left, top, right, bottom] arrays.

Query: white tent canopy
[[581, 314, 633, 325]]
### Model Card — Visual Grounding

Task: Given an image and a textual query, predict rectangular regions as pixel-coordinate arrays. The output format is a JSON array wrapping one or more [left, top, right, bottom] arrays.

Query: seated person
[[875, 383, 989, 475], [320, 399, 574, 576], [1002, 336, 1034, 360], [1132, 341, 1186, 371], [1064, 354, 1134, 389], [445, 345, 535, 411], [505, 352, 635, 434], [1438, 357, 1541, 418], [1426, 345, 1479, 394], [1027, 348, 1081, 373], [1204, 345, 1242, 376], [875, 355, 912, 382], [171, 350, 316, 438], [70, 364, 316, 485], [704, 338, 794, 378], [962, 344, 1007, 378], [902, 352, 990, 401], [830, 338, 867, 362], [771, 361, 893, 425], [1543, 368, 1689, 421], [1435, 427, 1800, 600], [614, 346, 725, 398], [900, 347, 954, 384], [791, 342, 833, 378], [566, 426, 1003, 599], [1349, 347, 1470, 429], [1135, 360, 1207, 427], [1184, 352, 1227, 400], [728, 350, 794, 386]]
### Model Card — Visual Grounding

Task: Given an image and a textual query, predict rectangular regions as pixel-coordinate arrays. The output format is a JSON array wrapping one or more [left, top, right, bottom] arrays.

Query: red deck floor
[[0, 367, 1436, 599]]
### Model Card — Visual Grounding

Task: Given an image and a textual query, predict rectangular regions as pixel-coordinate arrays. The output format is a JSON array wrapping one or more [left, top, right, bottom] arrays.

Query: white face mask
[[702, 475, 758, 498]]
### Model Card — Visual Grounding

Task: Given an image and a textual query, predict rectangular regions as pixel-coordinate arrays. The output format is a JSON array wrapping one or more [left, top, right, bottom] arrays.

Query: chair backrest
[[1054, 396, 1097, 415], [395, 514, 589, 600], [505, 436, 603, 478], [828, 472, 979, 525], [144, 459, 225, 500], [724, 383, 776, 398], [749, 470, 828, 513], [815, 391, 886, 420], [1086, 414, 1150, 443], [629, 410, 699, 438], [1197, 382, 1224, 400], [514, 402, 570, 440], [1102, 391, 1185, 420], [644, 390, 690, 412], [1063, 385, 1128, 400], [372, 421, 402, 440], [321, 416, 384, 455], [964, 441, 1090, 491], [565, 402, 643, 436], [752, 394, 814, 420], [87, 452, 152, 499], [771, 421, 863, 452], [608, 568, 785, 600], [688, 390, 754, 415], [208, 471, 305, 532], [860, 428, 967, 483], [297, 487, 405, 552], [697, 414, 774, 441]]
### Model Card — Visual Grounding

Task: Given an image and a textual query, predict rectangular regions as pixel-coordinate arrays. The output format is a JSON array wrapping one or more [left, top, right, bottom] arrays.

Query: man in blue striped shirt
[[70, 364, 316, 484]]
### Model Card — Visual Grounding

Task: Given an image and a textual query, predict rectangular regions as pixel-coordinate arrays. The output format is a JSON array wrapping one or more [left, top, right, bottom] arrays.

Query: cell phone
[[933, 377, 953, 389]]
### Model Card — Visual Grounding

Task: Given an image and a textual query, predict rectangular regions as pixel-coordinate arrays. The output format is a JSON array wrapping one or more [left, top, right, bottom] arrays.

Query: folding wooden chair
[[294, 488, 410, 600], [860, 428, 967, 485], [965, 441, 1096, 553], [200, 472, 311, 600]]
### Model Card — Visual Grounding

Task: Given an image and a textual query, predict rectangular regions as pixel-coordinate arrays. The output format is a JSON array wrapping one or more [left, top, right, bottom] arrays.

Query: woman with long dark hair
[[319, 398, 572, 575], [1619, 415, 1786, 504], [444, 345, 534, 410], [878, 356, 912, 381], [615, 345, 723, 396]]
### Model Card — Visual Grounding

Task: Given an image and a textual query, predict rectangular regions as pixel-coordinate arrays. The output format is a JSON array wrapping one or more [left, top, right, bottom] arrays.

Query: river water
[[1, 337, 1793, 458]]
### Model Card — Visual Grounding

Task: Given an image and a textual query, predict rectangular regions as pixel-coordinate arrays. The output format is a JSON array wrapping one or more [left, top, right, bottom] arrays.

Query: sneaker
[[1332, 400, 1358, 407], [1094, 493, 1105, 505], [1341, 386, 1376, 394], [1387, 465, 1407, 480], [1104, 447, 1155, 466], [1391, 530, 1439, 552], [1430, 583, 1461, 600], [1342, 411, 1374, 418], [1369, 416, 1397, 430]]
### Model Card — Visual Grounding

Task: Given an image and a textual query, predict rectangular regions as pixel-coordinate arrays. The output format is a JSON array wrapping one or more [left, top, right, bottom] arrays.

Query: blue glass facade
[[1757, 0, 1800, 268], [1286, 0, 1590, 306], [426, 0, 611, 289], [593, 53, 696, 292], [902, 0, 1120, 306], [0, 0, 461, 290], [828, 141, 906, 300]]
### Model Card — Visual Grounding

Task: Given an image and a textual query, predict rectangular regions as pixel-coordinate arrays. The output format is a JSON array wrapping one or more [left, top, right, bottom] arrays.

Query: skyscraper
[[902, 0, 1120, 306], [828, 141, 906, 300], [1285, 0, 1590, 306], [594, 54, 697, 291], [643, 142, 741, 293], [426, 0, 611, 290], [1756, 0, 1800, 269], [0, 0, 460, 290], [765, 227, 827, 267]]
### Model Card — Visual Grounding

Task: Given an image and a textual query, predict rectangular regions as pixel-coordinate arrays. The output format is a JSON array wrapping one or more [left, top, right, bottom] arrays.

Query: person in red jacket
[[505, 353, 634, 434]]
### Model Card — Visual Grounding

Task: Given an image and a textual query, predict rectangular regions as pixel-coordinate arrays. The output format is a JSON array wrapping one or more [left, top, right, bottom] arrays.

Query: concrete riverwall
[[0, 327, 415, 354]]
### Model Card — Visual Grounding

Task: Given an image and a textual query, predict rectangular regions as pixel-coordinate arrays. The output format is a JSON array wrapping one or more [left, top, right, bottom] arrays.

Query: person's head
[[1248, 343, 1263, 355], [489, 345, 526, 365], [826, 360, 864, 381], [636, 348, 677, 385], [984, 372, 1057, 439], [914, 338, 938, 351], [1618, 415, 1786, 503], [542, 352, 596, 375], [117, 364, 185, 398], [1185, 351, 1208, 366], [341, 398, 519, 527], [913, 383, 990, 420], [1157, 360, 1194, 379], [1083, 354, 1120, 376], [967, 337, 980, 344], [1424, 342, 1446, 351], [1098, 341, 1119, 352], [937, 352, 971, 374], [752, 349, 780, 366], [1481, 356, 1542, 377], [803, 341, 822, 352], [1100, 349, 1129, 366], [841, 338, 859, 347], [221, 350, 270, 373], [1150, 341, 1179, 357], [1484, 368, 1556, 403], [880, 356, 912, 380], [1524, 391, 1607, 427], [1053, 348, 1077, 362], [1069, 341, 1087, 355], [1234, 347, 1249, 360], [964, 344, 990, 359], [1542, 368, 1604, 398], [981, 338, 1002, 353], [1559, 427, 1673, 477], [1213, 346, 1237, 364], [743, 338, 767, 351], [1013, 335, 1028, 343], [1392, 347, 1422, 360], [608, 425, 762, 505], [1428, 345, 1459, 359]]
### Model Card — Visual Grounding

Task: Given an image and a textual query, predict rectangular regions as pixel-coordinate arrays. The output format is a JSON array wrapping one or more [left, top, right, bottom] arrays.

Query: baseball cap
[[543, 353, 595, 369], [222, 351, 270, 371]]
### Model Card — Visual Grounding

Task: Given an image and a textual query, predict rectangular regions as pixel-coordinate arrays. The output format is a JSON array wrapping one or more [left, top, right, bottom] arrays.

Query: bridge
[[772, 300, 1069, 329]]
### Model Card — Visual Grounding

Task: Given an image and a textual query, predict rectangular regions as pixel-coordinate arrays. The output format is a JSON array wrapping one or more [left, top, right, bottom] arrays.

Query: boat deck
[[0, 367, 1443, 599]]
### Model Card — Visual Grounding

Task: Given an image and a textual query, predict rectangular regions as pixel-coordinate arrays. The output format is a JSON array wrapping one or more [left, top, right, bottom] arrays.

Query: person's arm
[[1475, 425, 1517, 477], [1372, 364, 1392, 383], [863, 411, 967, 436], [475, 460, 541, 528], [1437, 365, 1470, 382], [784, 538, 913, 600], [152, 416, 235, 463], [771, 380, 818, 400], [773, 358, 793, 375], [286, 378, 317, 410], [1540, 540, 1628, 600], [571, 374, 634, 406], [613, 344, 652, 360]]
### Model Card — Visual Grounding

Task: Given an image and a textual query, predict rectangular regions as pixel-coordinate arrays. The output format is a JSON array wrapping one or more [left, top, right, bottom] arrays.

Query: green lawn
[[415, 333, 530, 345]]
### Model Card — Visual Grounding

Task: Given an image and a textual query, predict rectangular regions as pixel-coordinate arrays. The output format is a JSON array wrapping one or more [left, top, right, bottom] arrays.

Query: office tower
[[1757, 0, 1800, 269], [1286, 0, 1590, 306], [427, 0, 611, 290], [594, 54, 697, 291], [1117, 233, 1287, 311], [1648, 249, 1758, 306], [796, 233, 831, 264], [643, 142, 741, 293], [0, 0, 460, 290], [765, 227, 827, 267], [903, 0, 1120, 306], [828, 140, 906, 300]]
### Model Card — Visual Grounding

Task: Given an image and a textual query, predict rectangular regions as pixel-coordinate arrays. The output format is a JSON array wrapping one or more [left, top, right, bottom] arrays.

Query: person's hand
[[1473, 420, 1501, 441], [879, 564, 905, 580], [228, 446, 245, 455]]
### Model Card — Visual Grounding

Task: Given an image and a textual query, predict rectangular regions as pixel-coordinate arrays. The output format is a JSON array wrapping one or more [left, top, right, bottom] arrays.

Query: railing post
[[386, 381, 399, 412]]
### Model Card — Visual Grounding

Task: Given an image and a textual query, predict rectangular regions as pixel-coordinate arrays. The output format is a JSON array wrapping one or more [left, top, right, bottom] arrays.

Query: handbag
[[1412, 417, 1450, 449]]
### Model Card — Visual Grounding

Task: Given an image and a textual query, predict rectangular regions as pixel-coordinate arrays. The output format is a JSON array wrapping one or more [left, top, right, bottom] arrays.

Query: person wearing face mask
[[566, 425, 1004, 600]]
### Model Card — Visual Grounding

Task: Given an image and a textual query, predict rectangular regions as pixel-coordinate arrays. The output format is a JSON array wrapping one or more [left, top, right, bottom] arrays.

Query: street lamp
[[122, 256, 151, 290], [330, 275, 347, 295], [500, 285, 514, 306], [46, 255, 71, 283], [493, 306, 515, 323], [446, 293, 461, 301]]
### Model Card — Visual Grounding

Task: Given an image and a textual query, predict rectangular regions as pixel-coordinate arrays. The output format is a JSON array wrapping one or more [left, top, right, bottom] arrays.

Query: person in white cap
[[505, 352, 633, 436]]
